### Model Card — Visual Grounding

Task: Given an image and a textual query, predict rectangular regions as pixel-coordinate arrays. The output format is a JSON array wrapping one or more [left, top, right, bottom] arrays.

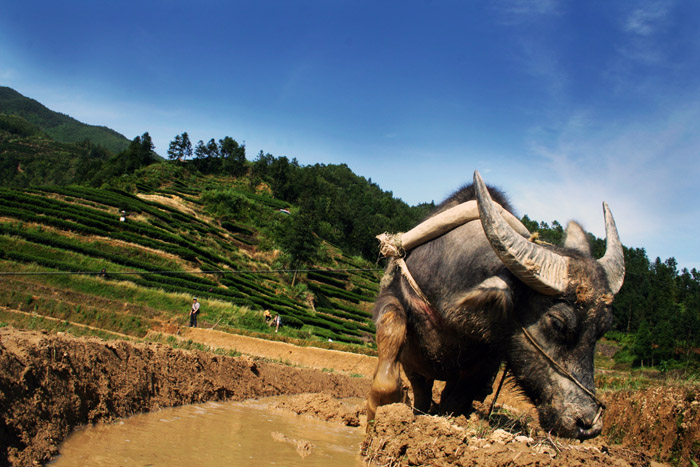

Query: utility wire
[[0, 267, 384, 276], [1, 265, 698, 294]]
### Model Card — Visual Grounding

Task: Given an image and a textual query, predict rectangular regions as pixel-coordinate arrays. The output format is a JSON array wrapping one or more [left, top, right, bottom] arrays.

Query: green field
[[0, 179, 381, 351]]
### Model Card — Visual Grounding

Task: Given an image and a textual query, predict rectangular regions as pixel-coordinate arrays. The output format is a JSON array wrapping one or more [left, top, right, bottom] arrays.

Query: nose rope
[[519, 325, 607, 416]]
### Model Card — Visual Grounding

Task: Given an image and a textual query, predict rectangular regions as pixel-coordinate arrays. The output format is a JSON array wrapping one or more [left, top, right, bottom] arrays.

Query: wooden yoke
[[377, 200, 530, 258]]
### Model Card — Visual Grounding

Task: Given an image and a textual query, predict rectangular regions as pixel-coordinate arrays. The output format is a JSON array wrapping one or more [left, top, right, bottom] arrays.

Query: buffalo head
[[474, 171, 625, 439]]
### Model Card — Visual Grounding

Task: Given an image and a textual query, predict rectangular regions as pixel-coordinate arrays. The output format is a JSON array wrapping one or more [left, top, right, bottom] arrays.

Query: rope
[[488, 363, 509, 418], [519, 324, 606, 412], [396, 258, 431, 306]]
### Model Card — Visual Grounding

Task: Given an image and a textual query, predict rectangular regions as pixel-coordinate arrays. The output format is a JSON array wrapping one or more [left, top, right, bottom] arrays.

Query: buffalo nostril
[[576, 415, 602, 439], [577, 417, 593, 430]]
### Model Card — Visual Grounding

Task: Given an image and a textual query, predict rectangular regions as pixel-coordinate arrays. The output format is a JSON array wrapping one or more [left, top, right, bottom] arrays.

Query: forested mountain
[[0, 86, 151, 187], [0, 86, 130, 153]]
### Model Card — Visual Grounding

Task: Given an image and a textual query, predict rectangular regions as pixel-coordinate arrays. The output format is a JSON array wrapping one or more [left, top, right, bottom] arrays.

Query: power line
[[0, 267, 384, 277], [1, 266, 697, 295]]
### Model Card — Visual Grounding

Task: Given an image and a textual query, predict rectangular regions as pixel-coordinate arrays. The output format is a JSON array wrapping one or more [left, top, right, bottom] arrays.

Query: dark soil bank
[[0, 327, 368, 466], [1, 327, 699, 467]]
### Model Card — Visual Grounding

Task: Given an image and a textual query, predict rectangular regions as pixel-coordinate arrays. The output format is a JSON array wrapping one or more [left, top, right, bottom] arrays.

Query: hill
[[0, 164, 388, 349], [0, 86, 130, 153], [0, 86, 143, 188], [0, 89, 698, 374], [0, 115, 114, 187]]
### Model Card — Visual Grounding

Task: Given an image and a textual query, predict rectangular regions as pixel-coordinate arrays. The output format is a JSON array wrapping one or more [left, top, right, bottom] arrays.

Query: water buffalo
[[367, 171, 625, 440]]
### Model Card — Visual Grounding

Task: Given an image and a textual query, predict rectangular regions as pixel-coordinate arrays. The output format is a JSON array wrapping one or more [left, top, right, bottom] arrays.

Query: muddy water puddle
[[50, 398, 365, 466]]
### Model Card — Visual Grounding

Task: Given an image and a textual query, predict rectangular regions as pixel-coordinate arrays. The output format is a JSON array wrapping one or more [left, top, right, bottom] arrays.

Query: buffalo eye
[[547, 314, 567, 338]]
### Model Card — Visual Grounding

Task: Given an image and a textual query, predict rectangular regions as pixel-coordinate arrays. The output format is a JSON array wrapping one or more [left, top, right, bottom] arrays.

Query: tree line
[[165, 132, 700, 372], [4, 122, 698, 372], [522, 217, 700, 372]]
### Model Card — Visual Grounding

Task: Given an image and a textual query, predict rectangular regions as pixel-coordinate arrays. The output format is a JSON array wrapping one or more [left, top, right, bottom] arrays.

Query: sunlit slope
[[0, 180, 379, 347]]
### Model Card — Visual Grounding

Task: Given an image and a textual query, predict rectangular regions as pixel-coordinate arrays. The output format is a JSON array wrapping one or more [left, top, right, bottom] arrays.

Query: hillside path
[[157, 327, 378, 378]]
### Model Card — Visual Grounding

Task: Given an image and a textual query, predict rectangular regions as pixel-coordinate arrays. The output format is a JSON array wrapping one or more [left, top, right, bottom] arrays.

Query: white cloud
[[618, 0, 674, 66], [0, 67, 17, 81], [493, 0, 560, 24], [504, 98, 700, 270], [623, 0, 672, 36]]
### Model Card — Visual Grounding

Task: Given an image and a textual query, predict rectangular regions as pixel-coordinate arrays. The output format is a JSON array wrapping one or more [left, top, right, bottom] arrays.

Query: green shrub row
[[307, 282, 375, 304], [307, 271, 347, 289], [315, 306, 373, 327], [219, 273, 295, 304], [288, 311, 363, 337], [280, 315, 304, 328], [155, 189, 203, 205], [124, 276, 243, 305], [33, 185, 216, 236], [0, 224, 192, 276], [219, 221, 258, 245], [1, 194, 124, 232], [1, 201, 210, 267], [323, 298, 373, 319], [34, 185, 143, 211], [0, 246, 104, 274], [131, 271, 218, 291], [348, 280, 380, 296], [0, 243, 211, 296], [309, 326, 339, 342], [232, 234, 257, 246], [0, 204, 103, 236], [1, 191, 230, 266], [220, 221, 254, 236], [0, 288, 150, 337]]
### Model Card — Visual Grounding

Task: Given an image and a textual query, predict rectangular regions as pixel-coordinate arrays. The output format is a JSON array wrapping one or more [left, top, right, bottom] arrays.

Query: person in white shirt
[[189, 297, 200, 327]]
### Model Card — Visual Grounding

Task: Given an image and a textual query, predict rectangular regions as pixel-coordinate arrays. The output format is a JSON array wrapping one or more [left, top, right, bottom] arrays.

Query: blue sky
[[2, 1, 700, 270]]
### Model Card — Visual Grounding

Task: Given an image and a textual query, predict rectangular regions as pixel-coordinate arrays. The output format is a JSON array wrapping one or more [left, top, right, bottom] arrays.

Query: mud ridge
[[0, 327, 369, 467]]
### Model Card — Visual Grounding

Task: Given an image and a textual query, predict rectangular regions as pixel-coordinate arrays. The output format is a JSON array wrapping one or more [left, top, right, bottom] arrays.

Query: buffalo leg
[[405, 369, 434, 415], [439, 378, 475, 416], [367, 299, 407, 427], [439, 360, 499, 416]]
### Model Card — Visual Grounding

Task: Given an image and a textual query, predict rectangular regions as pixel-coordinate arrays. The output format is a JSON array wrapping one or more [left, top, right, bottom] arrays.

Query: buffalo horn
[[597, 202, 626, 294], [474, 171, 569, 295]]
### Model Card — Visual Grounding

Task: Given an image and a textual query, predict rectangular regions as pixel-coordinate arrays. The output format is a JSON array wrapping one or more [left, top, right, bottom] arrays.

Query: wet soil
[[0, 326, 367, 466], [1, 326, 699, 467]]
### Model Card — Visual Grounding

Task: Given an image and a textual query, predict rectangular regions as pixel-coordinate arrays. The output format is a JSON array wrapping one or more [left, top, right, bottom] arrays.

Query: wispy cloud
[[493, 0, 560, 24], [0, 68, 17, 81], [618, 0, 674, 65], [490, 0, 568, 102], [623, 0, 672, 36], [507, 96, 700, 268]]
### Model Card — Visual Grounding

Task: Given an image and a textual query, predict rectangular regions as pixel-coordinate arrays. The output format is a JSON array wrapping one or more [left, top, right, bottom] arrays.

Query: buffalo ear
[[563, 221, 591, 255], [453, 275, 514, 320]]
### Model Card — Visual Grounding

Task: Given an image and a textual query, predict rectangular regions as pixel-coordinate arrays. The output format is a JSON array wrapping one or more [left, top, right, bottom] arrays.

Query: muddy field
[[1, 326, 698, 466]]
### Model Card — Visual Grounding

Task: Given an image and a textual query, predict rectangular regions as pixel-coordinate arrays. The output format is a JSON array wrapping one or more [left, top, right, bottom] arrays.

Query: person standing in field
[[189, 297, 200, 327]]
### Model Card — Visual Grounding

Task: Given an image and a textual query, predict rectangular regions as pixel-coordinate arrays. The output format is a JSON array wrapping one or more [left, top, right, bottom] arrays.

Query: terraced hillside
[[0, 179, 380, 350]]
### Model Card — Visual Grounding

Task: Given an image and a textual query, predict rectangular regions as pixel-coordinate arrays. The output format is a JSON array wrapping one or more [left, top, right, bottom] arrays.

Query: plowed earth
[[1, 326, 698, 467]]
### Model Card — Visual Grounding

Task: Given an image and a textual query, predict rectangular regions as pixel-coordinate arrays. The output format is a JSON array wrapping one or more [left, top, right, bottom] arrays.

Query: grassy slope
[[0, 166, 380, 352]]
